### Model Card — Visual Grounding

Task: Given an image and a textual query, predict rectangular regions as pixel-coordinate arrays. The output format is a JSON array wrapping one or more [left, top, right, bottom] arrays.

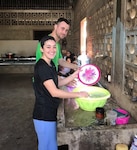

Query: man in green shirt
[[36, 18, 78, 71]]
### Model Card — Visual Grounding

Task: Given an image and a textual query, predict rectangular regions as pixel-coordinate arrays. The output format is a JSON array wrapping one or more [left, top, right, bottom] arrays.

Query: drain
[[58, 144, 69, 150]]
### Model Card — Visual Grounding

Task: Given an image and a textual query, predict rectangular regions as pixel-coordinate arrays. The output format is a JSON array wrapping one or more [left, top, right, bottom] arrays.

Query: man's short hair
[[56, 18, 71, 25]]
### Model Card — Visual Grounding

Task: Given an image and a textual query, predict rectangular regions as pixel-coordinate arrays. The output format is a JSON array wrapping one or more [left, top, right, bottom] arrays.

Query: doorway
[[33, 30, 52, 41], [80, 17, 87, 54]]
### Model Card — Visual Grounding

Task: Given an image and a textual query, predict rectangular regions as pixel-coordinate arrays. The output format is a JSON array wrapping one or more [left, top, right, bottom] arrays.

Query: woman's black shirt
[[33, 59, 61, 121]]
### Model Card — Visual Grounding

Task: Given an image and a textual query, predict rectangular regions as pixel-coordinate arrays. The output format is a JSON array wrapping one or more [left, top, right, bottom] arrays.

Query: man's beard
[[57, 33, 65, 40]]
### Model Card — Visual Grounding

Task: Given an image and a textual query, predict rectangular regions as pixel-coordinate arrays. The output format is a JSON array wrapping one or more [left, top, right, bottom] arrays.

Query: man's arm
[[58, 58, 78, 70], [36, 42, 42, 62]]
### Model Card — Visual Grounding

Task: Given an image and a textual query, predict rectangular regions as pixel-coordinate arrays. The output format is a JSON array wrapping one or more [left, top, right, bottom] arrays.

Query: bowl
[[115, 108, 130, 125], [73, 86, 111, 111]]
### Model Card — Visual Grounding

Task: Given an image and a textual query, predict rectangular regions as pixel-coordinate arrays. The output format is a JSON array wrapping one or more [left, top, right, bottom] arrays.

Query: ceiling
[[0, 0, 77, 10]]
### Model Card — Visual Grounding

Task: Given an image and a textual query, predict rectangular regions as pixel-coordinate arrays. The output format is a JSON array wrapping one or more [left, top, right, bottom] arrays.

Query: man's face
[[55, 21, 70, 40]]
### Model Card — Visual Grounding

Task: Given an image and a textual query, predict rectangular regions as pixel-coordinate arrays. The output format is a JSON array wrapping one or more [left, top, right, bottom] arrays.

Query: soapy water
[[88, 93, 107, 98]]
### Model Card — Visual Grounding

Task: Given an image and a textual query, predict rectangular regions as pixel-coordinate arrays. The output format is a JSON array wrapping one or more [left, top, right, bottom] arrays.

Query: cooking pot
[[5, 53, 16, 58]]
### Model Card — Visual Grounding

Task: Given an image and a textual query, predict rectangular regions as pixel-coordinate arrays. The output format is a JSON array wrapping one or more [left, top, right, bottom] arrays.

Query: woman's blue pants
[[33, 119, 57, 150]]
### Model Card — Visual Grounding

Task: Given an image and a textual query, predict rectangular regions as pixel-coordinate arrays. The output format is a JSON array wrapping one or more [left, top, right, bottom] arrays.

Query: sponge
[[116, 144, 128, 150]]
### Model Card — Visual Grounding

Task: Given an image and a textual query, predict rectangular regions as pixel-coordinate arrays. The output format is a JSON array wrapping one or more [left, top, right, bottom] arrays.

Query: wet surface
[[64, 93, 136, 128]]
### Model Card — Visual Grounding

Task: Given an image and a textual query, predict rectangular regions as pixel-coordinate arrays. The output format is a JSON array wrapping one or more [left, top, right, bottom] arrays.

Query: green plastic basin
[[73, 86, 111, 111]]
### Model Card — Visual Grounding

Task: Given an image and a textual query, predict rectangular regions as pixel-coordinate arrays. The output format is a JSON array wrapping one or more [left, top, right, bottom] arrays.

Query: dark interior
[[33, 30, 52, 40], [0, 0, 76, 9]]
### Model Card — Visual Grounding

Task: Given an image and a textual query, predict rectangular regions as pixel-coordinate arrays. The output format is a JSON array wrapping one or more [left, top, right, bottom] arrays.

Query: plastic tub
[[115, 108, 130, 125], [73, 86, 111, 111]]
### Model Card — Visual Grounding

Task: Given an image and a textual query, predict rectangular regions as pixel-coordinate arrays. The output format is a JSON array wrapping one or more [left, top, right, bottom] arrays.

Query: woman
[[33, 35, 89, 150]]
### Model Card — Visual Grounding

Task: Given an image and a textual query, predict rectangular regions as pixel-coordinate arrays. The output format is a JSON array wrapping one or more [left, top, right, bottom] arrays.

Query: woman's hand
[[67, 79, 77, 87], [78, 91, 89, 98], [71, 68, 81, 79], [58, 68, 81, 87]]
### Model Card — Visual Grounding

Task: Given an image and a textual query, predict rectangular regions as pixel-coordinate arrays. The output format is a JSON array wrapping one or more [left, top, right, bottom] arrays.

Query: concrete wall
[[0, 40, 38, 56], [0, 10, 74, 51], [73, 0, 137, 121], [58, 125, 137, 150]]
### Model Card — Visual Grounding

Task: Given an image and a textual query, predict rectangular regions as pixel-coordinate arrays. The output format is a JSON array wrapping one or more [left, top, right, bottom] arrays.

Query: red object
[[96, 107, 104, 120], [78, 64, 101, 85]]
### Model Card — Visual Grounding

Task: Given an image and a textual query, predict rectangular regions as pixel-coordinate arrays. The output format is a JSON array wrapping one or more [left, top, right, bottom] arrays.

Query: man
[[36, 17, 78, 71]]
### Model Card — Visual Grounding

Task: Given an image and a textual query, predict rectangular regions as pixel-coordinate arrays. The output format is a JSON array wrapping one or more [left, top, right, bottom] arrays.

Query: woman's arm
[[58, 69, 79, 87], [43, 79, 89, 99]]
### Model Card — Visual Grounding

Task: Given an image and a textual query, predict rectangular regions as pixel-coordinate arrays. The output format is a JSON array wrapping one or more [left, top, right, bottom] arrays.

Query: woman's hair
[[40, 36, 56, 48], [66, 56, 71, 63]]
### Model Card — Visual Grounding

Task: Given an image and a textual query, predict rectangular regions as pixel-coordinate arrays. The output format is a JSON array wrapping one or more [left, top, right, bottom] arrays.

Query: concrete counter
[[57, 89, 137, 150], [0, 64, 34, 73]]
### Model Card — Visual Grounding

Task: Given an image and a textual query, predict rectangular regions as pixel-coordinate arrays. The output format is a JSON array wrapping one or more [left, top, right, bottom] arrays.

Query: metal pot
[[5, 53, 15, 59]]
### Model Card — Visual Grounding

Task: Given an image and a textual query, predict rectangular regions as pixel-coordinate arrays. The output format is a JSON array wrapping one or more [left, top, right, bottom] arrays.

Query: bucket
[[115, 108, 130, 125], [105, 110, 117, 125]]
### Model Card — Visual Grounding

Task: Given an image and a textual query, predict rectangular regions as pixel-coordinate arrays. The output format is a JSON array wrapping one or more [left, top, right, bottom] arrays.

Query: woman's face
[[41, 39, 56, 60], [66, 51, 71, 56], [66, 58, 71, 63]]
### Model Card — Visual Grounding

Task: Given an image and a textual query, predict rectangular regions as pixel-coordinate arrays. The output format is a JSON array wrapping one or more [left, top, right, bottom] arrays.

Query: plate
[[78, 64, 101, 85]]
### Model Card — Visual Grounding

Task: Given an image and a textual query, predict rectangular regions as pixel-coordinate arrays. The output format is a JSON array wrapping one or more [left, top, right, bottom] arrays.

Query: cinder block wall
[[0, 10, 73, 52], [73, 0, 137, 122]]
